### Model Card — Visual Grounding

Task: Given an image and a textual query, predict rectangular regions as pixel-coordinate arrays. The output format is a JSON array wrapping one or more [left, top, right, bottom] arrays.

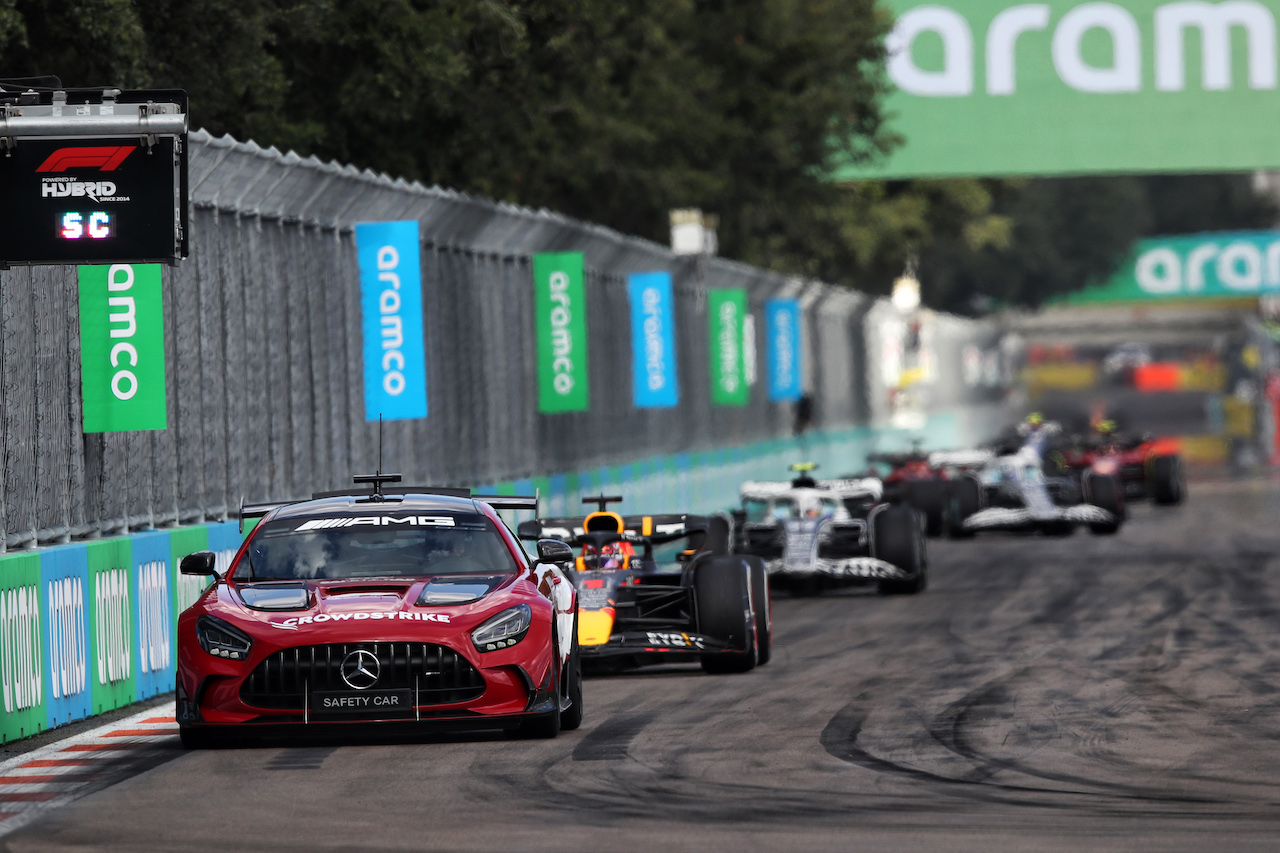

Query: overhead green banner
[[1058, 230, 1280, 304], [709, 289, 750, 406], [533, 252, 589, 413], [835, 0, 1280, 179], [78, 264, 167, 432]]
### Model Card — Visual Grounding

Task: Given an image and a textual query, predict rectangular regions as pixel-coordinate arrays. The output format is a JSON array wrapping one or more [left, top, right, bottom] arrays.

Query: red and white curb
[[0, 706, 179, 838]]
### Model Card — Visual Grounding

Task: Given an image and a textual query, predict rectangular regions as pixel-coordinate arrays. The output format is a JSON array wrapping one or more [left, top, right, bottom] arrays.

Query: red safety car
[[175, 474, 581, 747]]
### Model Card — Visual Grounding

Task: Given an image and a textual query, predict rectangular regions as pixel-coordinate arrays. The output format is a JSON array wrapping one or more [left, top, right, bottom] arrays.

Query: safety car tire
[[560, 612, 584, 731]]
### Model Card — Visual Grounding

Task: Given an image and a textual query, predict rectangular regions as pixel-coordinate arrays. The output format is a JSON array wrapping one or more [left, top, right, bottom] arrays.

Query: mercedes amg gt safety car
[[732, 465, 926, 596], [941, 423, 1123, 537], [518, 496, 769, 674], [175, 473, 581, 747]]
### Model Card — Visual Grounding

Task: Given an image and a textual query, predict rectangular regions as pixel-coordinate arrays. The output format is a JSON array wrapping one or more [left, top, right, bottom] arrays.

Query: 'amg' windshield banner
[[627, 272, 679, 408], [78, 263, 167, 432], [356, 221, 427, 421], [534, 252, 589, 413], [766, 298, 803, 402], [708, 288, 750, 406]]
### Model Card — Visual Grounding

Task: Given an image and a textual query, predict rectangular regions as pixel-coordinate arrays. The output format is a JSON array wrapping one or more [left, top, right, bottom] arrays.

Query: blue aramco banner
[[766, 298, 802, 403], [355, 221, 427, 421], [627, 272, 679, 408]]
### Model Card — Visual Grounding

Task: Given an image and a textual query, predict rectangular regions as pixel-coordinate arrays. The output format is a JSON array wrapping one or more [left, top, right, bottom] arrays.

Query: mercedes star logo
[[340, 649, 381, 690]]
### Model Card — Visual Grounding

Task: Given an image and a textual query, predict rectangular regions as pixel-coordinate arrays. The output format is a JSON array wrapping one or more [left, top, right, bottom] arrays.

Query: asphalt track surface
[[6, 477, 1280, 852]]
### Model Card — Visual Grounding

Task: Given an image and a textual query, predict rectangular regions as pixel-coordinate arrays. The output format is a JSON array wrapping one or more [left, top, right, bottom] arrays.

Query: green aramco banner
[[78, 264, 167, 432], [1058, 230, 1280, 304], [533, 252, 589, 413], [836, 0, 1280, 179], [709, 288, 750, 406]]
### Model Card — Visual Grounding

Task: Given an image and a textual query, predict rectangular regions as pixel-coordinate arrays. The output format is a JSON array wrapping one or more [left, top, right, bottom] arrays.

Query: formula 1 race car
[[865, 449, 952, 537], [939, 425, 1124, 537], [1055, 430, 1186, 505], [517, 496, 770, 674], [175, 473, 581, 747], [731, 465, 926, 596]]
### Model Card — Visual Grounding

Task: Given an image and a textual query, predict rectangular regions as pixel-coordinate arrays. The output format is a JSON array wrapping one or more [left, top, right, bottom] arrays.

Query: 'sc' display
[[0, 88, 188, 267]]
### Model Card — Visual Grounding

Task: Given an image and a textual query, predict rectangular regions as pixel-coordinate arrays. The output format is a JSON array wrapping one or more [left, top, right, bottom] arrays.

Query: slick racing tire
[[946, 476, 981, 540], [906, 479, 948, 537], [873, 505, 927, 595], [696, 557, 758, 674], [1150, 454, 1185, 505], [560, 612, 584, 731], [747, 556, 772, 666], [1085, 472, 1124, 535]]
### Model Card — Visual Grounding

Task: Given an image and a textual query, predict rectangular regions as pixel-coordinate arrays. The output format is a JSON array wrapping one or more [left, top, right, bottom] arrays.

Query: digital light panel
[[59, 211, 115, 240]]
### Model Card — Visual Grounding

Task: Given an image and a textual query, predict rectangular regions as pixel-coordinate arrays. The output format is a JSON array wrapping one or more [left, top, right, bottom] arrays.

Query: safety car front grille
[[240, 642, 485, 710]]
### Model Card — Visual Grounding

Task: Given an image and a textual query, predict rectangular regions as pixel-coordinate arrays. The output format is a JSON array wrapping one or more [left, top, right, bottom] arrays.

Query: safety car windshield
[[237, 512, 519, 580]]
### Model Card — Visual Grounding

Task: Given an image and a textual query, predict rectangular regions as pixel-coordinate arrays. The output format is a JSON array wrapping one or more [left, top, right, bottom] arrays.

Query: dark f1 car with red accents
[[865, 449, 953, 536], [1055, 430, 1186, 506], [517, 496, 770, 674], [175, 473, 582, 747]]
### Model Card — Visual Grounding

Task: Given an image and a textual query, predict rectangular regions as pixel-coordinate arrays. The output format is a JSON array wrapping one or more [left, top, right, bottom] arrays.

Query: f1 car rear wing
[[928, 449, 994, 469], [739, 479, 883, 502]]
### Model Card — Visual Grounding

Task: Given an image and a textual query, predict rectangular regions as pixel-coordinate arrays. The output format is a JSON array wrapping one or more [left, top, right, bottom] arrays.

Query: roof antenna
[[353, 414, 402, 502]]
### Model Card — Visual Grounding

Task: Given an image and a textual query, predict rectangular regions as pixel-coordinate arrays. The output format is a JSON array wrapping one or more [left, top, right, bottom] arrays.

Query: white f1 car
[[939, 425, 1123, 537], [731, 466, 927, 596]]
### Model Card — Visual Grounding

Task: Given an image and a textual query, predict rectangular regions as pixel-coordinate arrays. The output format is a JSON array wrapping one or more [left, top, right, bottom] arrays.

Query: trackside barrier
[[0, 521, 241, 744], [0, 405, 1008, 744]]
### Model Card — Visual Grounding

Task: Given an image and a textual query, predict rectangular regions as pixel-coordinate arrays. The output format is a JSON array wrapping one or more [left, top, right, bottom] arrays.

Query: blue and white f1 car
[[731, 466, 927, 596]]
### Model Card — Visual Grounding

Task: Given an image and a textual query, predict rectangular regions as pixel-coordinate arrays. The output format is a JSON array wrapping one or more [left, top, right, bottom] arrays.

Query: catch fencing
[[0, 130, 1002, 551]]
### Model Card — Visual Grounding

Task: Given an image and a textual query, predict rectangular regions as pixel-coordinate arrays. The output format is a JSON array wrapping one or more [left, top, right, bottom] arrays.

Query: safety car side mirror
[[535, 538, 574, 565], [180, 550, 220, 577]]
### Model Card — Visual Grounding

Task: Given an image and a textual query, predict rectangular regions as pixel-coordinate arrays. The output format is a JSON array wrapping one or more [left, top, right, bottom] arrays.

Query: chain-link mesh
[[0, 130, 1001, 549]]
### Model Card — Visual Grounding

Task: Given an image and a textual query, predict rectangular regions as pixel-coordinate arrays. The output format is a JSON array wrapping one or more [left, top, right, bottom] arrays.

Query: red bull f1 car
[[518, 496, 770, 674], [175, 473, 581, 747]]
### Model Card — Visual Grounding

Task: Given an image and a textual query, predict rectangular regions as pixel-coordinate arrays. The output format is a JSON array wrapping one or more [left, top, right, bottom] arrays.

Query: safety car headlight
[[196, 615, 254, 661], [471, 605, 531, 652]]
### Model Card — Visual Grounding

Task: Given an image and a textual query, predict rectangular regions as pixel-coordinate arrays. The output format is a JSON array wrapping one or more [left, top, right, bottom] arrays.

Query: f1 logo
[[36, 146, 135, 173]]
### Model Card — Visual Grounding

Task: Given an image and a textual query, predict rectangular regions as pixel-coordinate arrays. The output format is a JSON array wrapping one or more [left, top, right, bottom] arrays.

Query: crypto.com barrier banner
[[766, 298, 803, 403], [1058, 230, 1280, 303], [534, 252, 590, 413], [709, 289, 750, 406], [835, 0, 1280, 179], [78, 263, 167, 432], [356, 221, 427, 421], [627, 272, 680, 408]]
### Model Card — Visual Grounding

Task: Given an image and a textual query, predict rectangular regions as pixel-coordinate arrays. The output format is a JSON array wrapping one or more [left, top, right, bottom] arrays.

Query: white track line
[[0, 705, 180, 838]]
